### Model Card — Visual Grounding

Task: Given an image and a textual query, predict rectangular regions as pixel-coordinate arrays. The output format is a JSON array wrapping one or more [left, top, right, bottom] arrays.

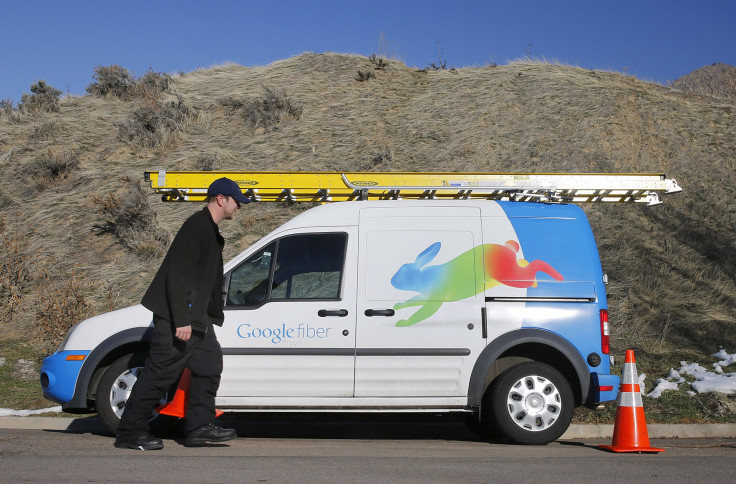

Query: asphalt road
[[1, 415, 735, 483]]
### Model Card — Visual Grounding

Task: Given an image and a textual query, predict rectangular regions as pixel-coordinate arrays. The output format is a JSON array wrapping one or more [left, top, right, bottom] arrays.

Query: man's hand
[[175, 325, 192, 342]]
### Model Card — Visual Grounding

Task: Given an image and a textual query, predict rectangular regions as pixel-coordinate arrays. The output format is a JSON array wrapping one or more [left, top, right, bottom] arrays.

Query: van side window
[[227, 233, 346, 307]]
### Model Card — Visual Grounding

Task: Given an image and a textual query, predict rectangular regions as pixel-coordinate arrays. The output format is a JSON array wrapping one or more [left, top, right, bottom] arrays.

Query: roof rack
[[144, 171, 682, 206]]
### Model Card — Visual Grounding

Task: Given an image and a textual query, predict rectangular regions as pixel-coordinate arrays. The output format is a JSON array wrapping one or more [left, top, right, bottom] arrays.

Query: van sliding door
[[355, 207, 486, 398]]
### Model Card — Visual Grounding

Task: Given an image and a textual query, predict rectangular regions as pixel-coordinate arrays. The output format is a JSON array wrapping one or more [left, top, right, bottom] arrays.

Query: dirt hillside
[[1, 53, 735, 370], [671, 62, 736, 99]]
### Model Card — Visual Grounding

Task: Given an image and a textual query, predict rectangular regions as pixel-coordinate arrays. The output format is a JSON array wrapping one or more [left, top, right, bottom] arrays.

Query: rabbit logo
[[390, 241, 563, 327]]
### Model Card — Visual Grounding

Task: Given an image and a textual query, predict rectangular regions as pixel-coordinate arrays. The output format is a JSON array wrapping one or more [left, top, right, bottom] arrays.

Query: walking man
[[115, 177, 250, 450]]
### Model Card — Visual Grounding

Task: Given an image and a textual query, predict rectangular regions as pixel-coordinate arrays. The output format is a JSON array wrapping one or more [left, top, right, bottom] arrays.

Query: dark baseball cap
[[207, 177, 251, 204]]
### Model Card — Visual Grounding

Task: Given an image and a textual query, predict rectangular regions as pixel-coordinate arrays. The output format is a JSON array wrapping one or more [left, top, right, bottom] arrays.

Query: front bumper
[[40, 350, 91, 405]]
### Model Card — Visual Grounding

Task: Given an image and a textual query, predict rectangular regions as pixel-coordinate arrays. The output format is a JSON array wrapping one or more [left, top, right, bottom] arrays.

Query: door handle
[[364, 308, 395, 317], [318, 309, 349, 317]]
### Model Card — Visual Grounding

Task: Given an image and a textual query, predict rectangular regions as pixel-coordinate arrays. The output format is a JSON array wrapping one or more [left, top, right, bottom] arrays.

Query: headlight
[[56, 322, 81, 353]]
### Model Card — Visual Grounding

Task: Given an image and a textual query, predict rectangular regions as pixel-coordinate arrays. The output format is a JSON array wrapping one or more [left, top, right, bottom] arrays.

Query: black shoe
[[114, 433, 164, 450], [185, 423, 237, 446]]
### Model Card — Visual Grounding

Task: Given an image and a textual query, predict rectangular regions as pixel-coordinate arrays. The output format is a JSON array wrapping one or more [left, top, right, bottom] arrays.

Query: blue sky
[[2, 0, 735, 103]]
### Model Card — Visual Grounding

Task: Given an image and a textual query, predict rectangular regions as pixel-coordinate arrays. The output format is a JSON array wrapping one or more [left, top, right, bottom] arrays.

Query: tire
[[95, 354, 180, 436], [482, 362, 574, 445]]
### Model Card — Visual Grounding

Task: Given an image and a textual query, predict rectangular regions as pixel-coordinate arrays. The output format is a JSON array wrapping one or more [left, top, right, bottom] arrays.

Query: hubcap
[[109, 368, 140, 418], [506, 375, 562, 431]]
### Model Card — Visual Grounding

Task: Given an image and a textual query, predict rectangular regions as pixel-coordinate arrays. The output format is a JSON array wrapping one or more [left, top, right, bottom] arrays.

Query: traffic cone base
[[598, 350, 664, 453], [155, 367, 224, 419]]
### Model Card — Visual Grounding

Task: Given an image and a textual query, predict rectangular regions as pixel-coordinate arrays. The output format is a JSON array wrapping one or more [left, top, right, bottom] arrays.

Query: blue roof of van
[[497, 200, 584, 218]]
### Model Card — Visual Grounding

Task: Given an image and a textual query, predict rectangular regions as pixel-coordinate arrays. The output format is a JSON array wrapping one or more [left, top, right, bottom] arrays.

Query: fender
[[65, 327, 153, 410], [467, 328, 590, 406]]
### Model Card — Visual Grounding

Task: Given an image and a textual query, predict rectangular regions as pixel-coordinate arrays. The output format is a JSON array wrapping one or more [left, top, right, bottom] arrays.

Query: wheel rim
[[108, 367, 141, 419], [505, 374, 562, 432]]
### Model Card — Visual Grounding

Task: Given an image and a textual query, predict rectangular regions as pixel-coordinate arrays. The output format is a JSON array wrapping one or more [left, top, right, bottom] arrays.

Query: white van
[[41, 199, 618, 444]]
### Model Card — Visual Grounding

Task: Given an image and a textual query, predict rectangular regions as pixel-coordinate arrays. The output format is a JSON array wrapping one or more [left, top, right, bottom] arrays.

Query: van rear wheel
[[483, 362, 573, 445]]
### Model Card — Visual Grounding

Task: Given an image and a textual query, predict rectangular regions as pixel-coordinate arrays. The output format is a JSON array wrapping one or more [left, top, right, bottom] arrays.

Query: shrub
[[35, 272, 91, 349], [217, 87, 303, 132], [426, 39, 449, 71], [86, 65, 172, 100], [368, 54, 389, 70], [117, 95, 193, 147], [0, 98, 13, 114], [372, 149, 393, 166], [18, 80, 62, 113], [217, 96, 246, 114], [29, 121, 60, 140], [360, 148, 393, 170], [86, 65, 135, 98], [92, 176, 169, 257], [356, 70, 375, 82], [0, 99, 21, 123], [428, 60, 447, 71], [196, 153, 219, 171], [0, 225, 34, 317], [241, 86, 303, 132], [29, 149, 79, 179], [135, 68, 172, 97]]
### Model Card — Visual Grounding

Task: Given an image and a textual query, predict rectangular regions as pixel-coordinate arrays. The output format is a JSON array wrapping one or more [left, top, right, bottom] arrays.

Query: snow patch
[[0, 406, 63, 417], [645, 350, 736, 398]]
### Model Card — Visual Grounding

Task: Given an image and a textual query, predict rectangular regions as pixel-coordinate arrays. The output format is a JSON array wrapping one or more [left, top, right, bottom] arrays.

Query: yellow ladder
[[144, 171, 682, 205]]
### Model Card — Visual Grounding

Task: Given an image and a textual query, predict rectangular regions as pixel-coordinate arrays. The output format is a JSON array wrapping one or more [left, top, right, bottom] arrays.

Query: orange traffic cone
[[599, 350, 664, 453], [156, 367, 224, 419]]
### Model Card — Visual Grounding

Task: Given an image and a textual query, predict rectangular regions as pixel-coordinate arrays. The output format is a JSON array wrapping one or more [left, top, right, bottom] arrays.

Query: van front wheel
[[95, 354, 180, 435], [95, 354, 146, 434], [484, 362, 573, 445]]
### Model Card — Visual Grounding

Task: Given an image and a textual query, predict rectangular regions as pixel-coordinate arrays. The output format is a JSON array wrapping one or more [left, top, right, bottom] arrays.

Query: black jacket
[[141, 207, 225, 331]]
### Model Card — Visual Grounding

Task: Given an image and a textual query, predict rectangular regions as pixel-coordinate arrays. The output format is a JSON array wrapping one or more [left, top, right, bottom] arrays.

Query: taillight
[[600, 309, 610, 354]]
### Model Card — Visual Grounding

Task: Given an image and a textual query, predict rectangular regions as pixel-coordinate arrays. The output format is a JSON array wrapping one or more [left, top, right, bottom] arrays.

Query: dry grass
[[34, 272, 93, 351], [671, 63, 736, 99], [1, 53, 735, 386], [92, 176, 170, 258]]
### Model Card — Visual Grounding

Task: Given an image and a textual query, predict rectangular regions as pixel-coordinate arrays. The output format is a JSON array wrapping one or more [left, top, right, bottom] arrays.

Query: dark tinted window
[[227, 233, 346, 307]]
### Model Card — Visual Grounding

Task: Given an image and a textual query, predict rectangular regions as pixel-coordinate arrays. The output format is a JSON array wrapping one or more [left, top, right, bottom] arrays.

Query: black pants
[[117, 316, 223, 436]]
